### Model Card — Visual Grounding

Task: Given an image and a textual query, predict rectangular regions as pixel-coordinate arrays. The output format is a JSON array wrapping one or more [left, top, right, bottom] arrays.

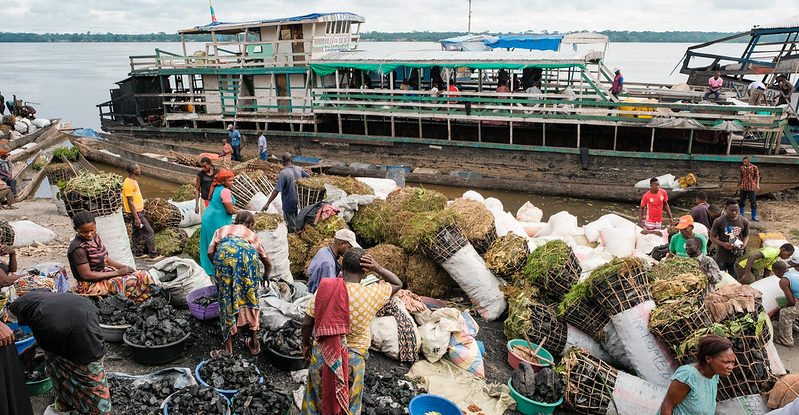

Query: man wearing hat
[[611, 68, 624, 98], [305, 229, 360, 294], [226, 124, 242, 162], [667, 215, 707, 258], [0, 150, 16, 196]]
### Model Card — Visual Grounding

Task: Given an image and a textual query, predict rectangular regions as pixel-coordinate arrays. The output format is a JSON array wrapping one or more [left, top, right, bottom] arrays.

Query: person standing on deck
[[639, 177, 674, 232], [737, 156, 760, 222], [194, 156, 217, 215], [704, 71, 723, 101], [611, 68, 624, 98], [690, 191, 713, 229], [709, 198, 749, 275], [0, 150, 16, 196], [747, 80, 767, 105], [257, 130, 268, 161], [262, 153, 310, 233], [227, 124, 242, 162], [122, 164, 159, 260]]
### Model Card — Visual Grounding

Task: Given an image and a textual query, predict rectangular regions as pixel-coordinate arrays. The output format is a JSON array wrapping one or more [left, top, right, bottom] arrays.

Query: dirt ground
[[5, 195, 799, 414]]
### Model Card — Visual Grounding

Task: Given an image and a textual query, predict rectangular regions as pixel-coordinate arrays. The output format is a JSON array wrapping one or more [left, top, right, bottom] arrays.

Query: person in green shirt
[[736, 243, 794, 284], [667, 215, 707, 259]]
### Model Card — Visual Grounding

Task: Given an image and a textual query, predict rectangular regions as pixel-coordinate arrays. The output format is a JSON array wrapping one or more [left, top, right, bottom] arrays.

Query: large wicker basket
[[422, 223, 470, 264], [63, 188, 122, 218], [295, 183, 326, 211]]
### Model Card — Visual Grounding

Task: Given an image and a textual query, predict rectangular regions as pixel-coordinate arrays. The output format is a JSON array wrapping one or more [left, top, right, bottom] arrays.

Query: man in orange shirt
[[122, 164, 158, 260]]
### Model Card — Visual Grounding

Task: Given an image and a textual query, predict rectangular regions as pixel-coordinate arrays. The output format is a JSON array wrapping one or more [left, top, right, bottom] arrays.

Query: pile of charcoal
[[24, 366, 48, 382], [97, 294, 139, 326], [362, 368, 424, 415], [192, 294, 217, 307], [230, 383, 292, 415], [263, 320, 303, 357], [166, 385, 227, 415], [511, 363, 565, 404], [125, 293, 190, 347], [108, 377, 177, 415], [199, 355, 260, 390], [13, 329, 32, 341]]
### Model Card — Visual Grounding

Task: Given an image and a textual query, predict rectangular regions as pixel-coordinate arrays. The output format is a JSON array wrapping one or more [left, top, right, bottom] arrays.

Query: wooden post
[[364, 116, 368, 136], [576, 124, 581, 147], [509, 121, 513, 144], [478, 121, 482, 142], [391, 116, 396, 137], [418, 118, 423, 138], [181, 34, 187, 57], [478, 69, 483, 92], [613, 125, 618, 150], [726, 130, 734, 155], [447, 119, 452, 141], [650, 128, 656, 152], [542, 123, 546, 146], [338, 114, 343, 134], [687, 129, 694, 154]]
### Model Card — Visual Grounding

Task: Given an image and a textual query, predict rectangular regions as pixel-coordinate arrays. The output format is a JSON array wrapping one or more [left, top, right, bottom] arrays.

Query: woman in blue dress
[[199, 169, 241, 275], [659, 334, 735, 415]]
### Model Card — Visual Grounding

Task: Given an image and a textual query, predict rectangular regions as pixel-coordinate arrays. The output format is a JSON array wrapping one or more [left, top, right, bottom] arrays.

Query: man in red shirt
[[639, 177, 674, 231], [737, 156, 760, 222]]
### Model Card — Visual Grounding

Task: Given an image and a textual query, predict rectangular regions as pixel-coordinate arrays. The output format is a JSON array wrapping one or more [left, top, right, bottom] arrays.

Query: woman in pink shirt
[[704, 71, 723, 101]]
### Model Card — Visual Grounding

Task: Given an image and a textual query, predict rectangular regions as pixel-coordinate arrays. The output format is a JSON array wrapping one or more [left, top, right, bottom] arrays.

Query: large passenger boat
[[98, 12, 799, 201]]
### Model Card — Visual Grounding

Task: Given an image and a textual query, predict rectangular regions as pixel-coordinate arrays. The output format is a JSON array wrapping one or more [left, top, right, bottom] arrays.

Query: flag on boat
[[209, 0, 218, 23]]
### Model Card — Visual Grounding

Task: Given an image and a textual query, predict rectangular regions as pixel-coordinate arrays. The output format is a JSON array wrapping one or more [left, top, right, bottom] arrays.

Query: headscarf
[[0, 149, 8, 157], [212, 169, 234, 187]]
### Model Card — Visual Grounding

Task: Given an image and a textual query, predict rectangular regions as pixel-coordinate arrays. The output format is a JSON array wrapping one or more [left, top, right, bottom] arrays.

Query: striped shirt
[[739, 164, 759, 191]]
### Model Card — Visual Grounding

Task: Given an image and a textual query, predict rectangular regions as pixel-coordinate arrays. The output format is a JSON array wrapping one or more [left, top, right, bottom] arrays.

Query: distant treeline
[[0, 30, 746, 43]]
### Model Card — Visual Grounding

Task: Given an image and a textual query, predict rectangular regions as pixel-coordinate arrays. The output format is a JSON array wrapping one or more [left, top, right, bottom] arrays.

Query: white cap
[[334, 229, 361, 249], [227, 124, 234, 130], [613, 68, 620, 73]]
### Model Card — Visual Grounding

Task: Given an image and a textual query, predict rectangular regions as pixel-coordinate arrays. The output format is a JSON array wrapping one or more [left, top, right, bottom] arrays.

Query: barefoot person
[[659, 334, 735, 415], [207, 211, 272, 356], [67, 210, 155, 303], [199, 169, 241, 276]]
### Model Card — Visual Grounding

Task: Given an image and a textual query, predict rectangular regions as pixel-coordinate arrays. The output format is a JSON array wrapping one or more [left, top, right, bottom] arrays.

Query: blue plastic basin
[[7, 322, 35, 354], [195, 359, 264, 400], [408, 394, 461, 415]]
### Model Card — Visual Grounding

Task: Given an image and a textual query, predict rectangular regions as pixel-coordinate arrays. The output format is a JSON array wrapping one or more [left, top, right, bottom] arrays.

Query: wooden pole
[[542, 123, 546, 146], [687, 129, 694, 154], [447, 119, 452, 141], [613, 125, 618, 150], [650, 128, 655, 152], [576, 124, 581, 148], [726, 130, 734, 154], [510, 121, 513, 144]]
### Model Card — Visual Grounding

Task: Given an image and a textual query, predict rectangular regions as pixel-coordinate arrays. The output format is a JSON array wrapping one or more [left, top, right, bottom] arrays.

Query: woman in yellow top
[[301, 248, 402, 415]]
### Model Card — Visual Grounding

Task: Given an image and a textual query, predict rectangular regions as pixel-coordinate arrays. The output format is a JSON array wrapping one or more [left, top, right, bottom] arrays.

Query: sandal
[[245, 337, 261, 356], [209, 349, 229, 358]]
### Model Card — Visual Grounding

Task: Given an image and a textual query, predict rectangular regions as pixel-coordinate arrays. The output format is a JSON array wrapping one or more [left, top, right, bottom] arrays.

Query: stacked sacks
[[587, 257, 677, 387], [253, 213, 291, 281]]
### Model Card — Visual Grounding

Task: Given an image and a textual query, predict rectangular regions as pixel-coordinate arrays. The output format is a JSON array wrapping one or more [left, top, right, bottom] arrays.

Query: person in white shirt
[[257, 130, 267, 161], [747, 80, 767, 105]]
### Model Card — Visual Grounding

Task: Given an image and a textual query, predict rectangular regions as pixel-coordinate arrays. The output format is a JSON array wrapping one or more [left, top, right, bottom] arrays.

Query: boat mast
[[467, 0, 472, 33]]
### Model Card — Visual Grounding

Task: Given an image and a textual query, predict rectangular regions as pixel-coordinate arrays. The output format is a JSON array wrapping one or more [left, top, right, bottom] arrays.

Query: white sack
[[516, 202, 543, 223], [763, 239, 791, 249], [246, 192, 269, 211], [583, 216, 614, 243], [606, 300, 678, 387], [332, 194, 378, 222], [355, 177, 400, 199], [519, 221, 546, 238], [491, 209, 528, 239], [440, 245, 506, 321], [564, 325, 614, 362], [601, 321, 636, 372], [370, 297, 420, 360], [95, 212, 135, 268], [419, 308, 462, 362], [484, 197, 504, 212], [579, 249, 614, 275], [636, 233, 666, 255], [607, 372, 668, 415], [548, 211, 578, 236], [461, 190, 485, 203], [14, 121, 27, 134], [256, 222, 292, 282], [572, 245, 595, 261], [601, 226, 637, 258], [265, 193, 283, 215], [751, 275, 784, 316], [765, 340, 787, 376], [715, 395, 770, 415], [259, 294, 313, 330], [693, 222, 709, 239], [10, 220, 57, 247], [9, 131, 21, 140], [32, 119, 50, 128], [168, 200, 201, 227], [533, 222, 552, 237], [635, 174, 676, 189], [148, 257, 211, 306]]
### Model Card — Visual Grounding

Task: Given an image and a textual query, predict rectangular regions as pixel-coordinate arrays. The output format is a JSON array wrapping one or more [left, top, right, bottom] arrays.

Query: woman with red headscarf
[[199, 169, 241, 275]]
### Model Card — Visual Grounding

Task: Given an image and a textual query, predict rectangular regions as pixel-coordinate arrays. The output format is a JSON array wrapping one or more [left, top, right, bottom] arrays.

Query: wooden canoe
[[0, 119, 60, 153], [9, 129, 67, 163]]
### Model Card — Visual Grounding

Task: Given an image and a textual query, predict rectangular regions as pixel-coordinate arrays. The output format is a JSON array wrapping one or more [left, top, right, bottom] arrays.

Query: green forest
[[0, 30, 746, 43]]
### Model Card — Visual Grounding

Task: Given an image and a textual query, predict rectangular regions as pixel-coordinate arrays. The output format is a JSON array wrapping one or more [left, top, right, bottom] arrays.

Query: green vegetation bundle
[[253, 213, 283, 232], [523, 240, 580, 303], [504, 284, 568, 355], [299, 216, 349, 246], [171, 184, 196, 203], [448, 198, 496, 255], [62, 172, 123, 217], [287, 233, 310, 278], [650, 272, 707, 304], [31, 156, 48, 171], [385, 186, 447, 213], [350, 199, 394, 245], [154, 228, 188, 256], [587, 256, 650, 316], [53, 147, 79, 162], [649, 257, 703, 282], [405, 254, 453, 298], [484, 234, 529, 278], [329, 176, 373, 196], [366, 244, 408, 281], [0, 220, 14, 246], [397, 208, 459, 253], [562, 348, 620, 415], [143, 198, 182, 231], [183, 226, 201, 263], [557, 282, 609, 341], [304, 237, 335, 273], [648, 297, 713, 356]]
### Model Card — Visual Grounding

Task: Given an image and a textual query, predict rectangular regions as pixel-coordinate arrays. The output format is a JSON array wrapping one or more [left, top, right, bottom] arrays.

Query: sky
[[0, 0, 796, 34]]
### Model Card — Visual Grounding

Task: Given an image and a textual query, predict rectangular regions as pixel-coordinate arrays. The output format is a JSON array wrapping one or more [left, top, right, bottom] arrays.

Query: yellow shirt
[[307, 280, 392, 353], [122, 177, 144, 213]]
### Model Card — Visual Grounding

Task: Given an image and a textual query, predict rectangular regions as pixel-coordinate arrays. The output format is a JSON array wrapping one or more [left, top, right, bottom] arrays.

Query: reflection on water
[[94, 162, 183, 200]]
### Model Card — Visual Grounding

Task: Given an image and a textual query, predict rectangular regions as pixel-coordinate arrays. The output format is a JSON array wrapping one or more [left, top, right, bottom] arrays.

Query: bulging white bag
[[355, 177, 400, 199], [32, 118, 50, 128], [148, 257, 212, 306], [751, 275, 784, 316], [168, 200, 201, 227], [601, 227, 637, 258], [440, 245, 506, 321], [10, 220, 57, 247], [607, 372, 668, 415], [564, 325, 613, 362], [491, 210, 528, 238], [714, 395, 770, 415], [256, 222, 292, 282], [461, 190, 485, 203], [484, 197, 503, 212], [516, 201, 543, 223], [548, 211, 578, 236], [95, 212, 135, 268], [245, 192, 268, 211]]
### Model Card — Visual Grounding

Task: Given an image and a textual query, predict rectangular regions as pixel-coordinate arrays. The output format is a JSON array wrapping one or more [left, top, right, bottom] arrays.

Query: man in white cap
[[227, 124, 242, 162], [305, 229, 360, 293], [611, 68, 624, 98]]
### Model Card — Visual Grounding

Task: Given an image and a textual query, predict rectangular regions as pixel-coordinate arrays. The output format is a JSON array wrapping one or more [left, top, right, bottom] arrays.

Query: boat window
[[325, 22, 332, 34], [345, 22, 351, 34]]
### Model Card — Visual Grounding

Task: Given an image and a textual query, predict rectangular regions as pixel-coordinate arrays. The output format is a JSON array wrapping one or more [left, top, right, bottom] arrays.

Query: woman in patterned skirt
[[67, 210, 154, 303]]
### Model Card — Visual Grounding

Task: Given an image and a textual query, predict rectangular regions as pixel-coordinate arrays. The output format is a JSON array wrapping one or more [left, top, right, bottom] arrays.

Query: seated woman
[[207, 211, 272, 356], [67, 210, 154, 303]]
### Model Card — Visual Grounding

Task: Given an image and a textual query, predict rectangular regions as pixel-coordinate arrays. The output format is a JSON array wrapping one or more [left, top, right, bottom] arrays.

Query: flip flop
[[209, 349, 228, 358], [245, 337, 261, 356]]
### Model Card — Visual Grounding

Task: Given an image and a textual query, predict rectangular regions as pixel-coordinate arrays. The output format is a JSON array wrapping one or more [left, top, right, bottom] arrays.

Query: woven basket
[[254, 174, 275, 196], [63, 188, 122, 218], [650, 302, 713, 356], [561, 296, 610, 342], [296, 183, 326, 211], [142, 199, 182, 231], [716, 333, 772, 401], [564, 351, 619, 415], [590, 264, 651, 317], [44, 163, 77, 185], [544, 251, 581, 303], [525, 303, 569, 355], [0, 220, 14, 246], [422, 223, 470, 264], [470, 224, 498, 256], [232, 173, 262, 208]]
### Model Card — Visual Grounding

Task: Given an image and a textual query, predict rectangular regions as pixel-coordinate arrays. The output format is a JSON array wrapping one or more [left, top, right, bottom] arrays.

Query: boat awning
[[178, 12, 366, 34], [310, 49, 588, 76], [756, 14, 799, 30], [439, 35, 497, 51], [483, 35, 564, 51], [561, 32, 609, 45]]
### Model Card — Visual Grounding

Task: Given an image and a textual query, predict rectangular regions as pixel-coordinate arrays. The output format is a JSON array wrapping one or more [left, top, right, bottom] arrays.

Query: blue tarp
[[72, 128, 101, 138], [483, 35, 564, 51]]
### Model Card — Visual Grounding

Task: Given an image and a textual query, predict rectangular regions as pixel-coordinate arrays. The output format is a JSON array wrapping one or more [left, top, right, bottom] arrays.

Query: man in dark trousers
[[122, 164, 159, 260], [709, 198, 749, 275], [737, 157, 760, 222], [262, 153, 310, 233], [227, 124, 242, 162]]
